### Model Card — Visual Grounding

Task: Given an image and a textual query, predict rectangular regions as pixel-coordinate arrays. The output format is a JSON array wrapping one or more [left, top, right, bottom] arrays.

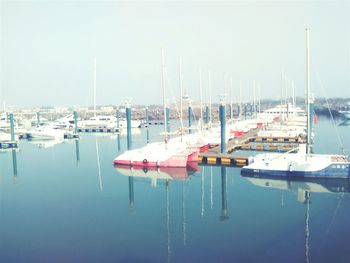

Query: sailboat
[[113, 49, 199, 168], [241, 29, 350, 178]]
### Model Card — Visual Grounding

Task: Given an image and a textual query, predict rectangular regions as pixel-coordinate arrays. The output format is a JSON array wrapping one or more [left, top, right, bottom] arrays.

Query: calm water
[[0, 119, 349, 263]]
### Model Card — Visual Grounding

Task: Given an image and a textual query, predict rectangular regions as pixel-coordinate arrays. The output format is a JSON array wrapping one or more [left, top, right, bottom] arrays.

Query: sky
[[0, 0, 349, 107]]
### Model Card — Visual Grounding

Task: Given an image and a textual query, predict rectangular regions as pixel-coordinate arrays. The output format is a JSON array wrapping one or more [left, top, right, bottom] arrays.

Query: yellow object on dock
[[242, 144, 250, 150], [255, 145, 264, 151], [221, 157, 231, 165], [207, 157, 217, 165]]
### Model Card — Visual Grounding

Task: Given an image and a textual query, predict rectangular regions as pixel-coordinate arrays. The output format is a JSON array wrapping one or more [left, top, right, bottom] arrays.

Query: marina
[[1, 1, 350, 262]]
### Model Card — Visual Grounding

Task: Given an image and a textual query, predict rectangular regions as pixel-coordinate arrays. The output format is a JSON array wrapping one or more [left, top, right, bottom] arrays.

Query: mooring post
[[73, 111, 78, 134], [36, 112, 40, 127], [219, 98, 226, 153], [188, 103, 192, 134], [205, 104, 209, 126], [9, 113, 15, 142], [116, 107, 120, 130], [126, 103, 132, 150]]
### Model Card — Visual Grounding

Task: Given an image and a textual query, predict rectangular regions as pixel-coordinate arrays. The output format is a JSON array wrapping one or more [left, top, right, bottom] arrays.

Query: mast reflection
[[242, 173, 349, 263]]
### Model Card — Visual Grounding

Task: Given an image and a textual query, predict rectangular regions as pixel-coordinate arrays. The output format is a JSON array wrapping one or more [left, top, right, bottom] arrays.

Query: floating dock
[[0, 141, 18, 149], [77, 128, 119, 133], [199, 127, 302, 167]]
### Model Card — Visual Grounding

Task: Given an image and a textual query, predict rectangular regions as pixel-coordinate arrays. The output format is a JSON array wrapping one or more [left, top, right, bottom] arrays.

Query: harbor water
[[0, 118, 349, 263]]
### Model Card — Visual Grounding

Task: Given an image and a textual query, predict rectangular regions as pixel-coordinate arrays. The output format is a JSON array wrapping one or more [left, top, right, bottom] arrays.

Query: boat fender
[[143, 159, 148, 164]]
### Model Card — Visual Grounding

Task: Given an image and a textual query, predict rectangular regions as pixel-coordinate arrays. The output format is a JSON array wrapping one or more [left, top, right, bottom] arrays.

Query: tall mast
[[230, 77, 233, 121], [179, 57, 184, 137], [161, 48, 167, 144], [93, 58, 97, 117], [208, 71, 212, 126], [239, 80, 242, 120], [258, 84, 261, 114], [306, 28, 311, 154], [253, 80, 256, 118], [199, 68, 203, 129]]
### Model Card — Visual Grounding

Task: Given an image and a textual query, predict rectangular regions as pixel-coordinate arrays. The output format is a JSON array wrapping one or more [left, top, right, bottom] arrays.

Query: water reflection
[[243, 174, 349, 263], [242, 175, 350, 195], [75, 139, 80, 164], [29, 139, 64, 148], [220, 166, 229, 221], [115, 166, 196, 187], [12, 149, 18, 181]]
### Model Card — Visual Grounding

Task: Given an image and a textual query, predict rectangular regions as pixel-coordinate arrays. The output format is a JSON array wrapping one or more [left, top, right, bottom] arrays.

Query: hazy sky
[[0, 0, 349, 107]]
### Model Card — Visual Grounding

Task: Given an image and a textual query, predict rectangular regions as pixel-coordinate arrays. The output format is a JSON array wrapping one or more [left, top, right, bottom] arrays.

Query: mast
[[230, 77, 233, 121], [199, 68, 203, 130], [179, 57, 184, 138], [253, 80, 256, 119], [161, 48, 168, 145], [93, 58, 97, 117], [239, 80, 242, 120], [208, 71, 212, 126], [306, 28, 311, 154]]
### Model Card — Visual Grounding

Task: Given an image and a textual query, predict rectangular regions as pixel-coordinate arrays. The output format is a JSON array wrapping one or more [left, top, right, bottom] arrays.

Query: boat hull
[[114, 154, 188, 168], [241, 162, 350, 179]]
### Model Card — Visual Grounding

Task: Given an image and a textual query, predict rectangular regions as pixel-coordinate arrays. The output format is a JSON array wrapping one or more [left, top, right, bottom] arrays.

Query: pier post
[[9, 113, 15, 142], [73, 111, 78, 134], [36, 112, 40, 127], [126, 104, 132, 150], [166, 107, 170, 133], [116, 107, 121, 151], [244, 104, 247, 120], [220, 166, 229, 221], [145, 107, 150, 143], [116, 107, 120, 130], [205, 105, 209, 126], [219, 99, 226, 153], [188, 104, 192, 134]]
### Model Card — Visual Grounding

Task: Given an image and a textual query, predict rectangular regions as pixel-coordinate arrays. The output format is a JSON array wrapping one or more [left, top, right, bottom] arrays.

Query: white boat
[[0, 132, 19, 142], [241, 29, 350, 179], [27, 126, 65, 140], [113, 49, 198, 168]]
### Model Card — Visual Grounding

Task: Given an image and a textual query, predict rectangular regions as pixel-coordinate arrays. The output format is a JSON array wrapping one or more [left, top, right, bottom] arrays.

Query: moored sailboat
[[241, 29, 350, 179]]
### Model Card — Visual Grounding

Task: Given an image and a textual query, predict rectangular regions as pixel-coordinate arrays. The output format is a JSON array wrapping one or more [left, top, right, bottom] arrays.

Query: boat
[[26, 126, 65, 140], [241, 29, 350, 179], [114, 140, 198, 168], [113, 49, 199, 168]]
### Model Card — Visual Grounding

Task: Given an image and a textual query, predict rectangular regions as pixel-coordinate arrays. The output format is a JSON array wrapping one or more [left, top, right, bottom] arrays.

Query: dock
[[0, 141, 18, 149], [198, 127, 302, 167], [77, 128, 119, 133]]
